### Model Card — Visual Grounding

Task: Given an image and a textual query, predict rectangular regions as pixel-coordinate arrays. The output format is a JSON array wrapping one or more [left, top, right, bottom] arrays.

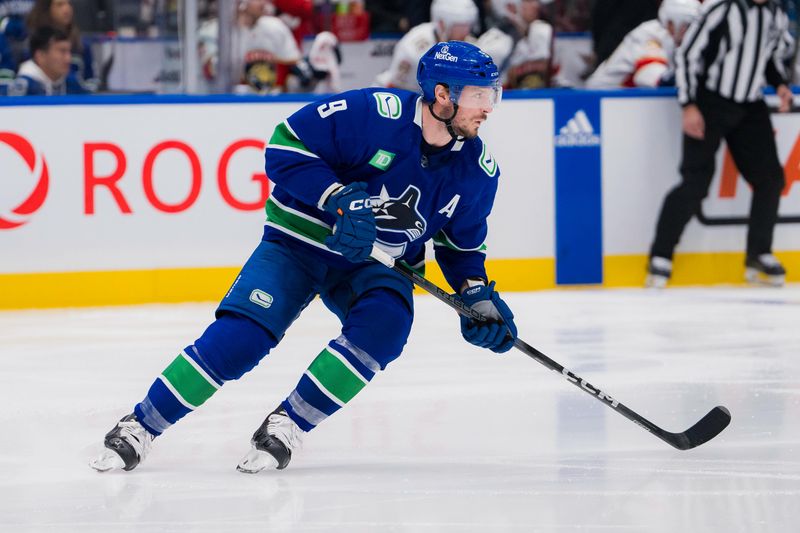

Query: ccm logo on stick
[[561, 368, 619, 407]]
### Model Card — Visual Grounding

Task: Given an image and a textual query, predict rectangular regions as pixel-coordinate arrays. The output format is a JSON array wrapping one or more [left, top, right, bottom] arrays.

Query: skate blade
[[645, 274, 668, 289], [745, 268, 785, 287], [236, 447, 279, 474], [89, 449, 125, 472]]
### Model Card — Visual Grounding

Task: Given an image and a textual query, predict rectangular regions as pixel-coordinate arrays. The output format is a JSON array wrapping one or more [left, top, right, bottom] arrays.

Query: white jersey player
[[375, 0, 478, 91], [585, 0, 700, 89], [198, 0, 301, 93], [489, 0, 554, 88]]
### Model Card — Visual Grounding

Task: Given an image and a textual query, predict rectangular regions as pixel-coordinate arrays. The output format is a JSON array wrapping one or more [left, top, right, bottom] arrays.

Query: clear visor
[[451, 84, 503, 110]]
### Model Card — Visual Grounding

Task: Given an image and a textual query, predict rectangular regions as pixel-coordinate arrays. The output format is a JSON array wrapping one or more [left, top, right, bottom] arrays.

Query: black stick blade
[[669, 406, 732, 450]]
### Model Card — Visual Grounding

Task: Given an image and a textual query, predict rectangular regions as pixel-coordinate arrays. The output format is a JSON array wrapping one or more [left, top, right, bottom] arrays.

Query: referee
[[646, 0, 794, 288]]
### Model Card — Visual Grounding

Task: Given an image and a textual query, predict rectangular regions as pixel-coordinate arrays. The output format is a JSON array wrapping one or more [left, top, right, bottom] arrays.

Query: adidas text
[[555, 110, 601, 147]]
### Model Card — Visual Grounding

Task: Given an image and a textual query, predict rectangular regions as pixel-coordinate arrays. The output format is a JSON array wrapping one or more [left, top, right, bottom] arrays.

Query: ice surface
[[1, 286, 799, 532]]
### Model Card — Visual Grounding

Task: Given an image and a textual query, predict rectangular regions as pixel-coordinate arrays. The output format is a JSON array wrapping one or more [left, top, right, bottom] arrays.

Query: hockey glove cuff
[[459, 281, 517, 353], [323, 182, 377, 263]]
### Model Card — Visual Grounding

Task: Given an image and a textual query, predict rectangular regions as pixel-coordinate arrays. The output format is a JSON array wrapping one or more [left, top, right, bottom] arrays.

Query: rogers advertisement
[[0, 102, 307, 273]]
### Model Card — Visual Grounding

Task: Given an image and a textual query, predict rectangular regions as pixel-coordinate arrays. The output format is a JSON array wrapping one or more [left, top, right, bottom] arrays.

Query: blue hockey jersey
[[263, 88, 501, 292]]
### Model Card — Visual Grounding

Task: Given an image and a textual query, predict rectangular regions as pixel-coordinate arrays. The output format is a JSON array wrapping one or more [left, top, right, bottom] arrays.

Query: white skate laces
[[236, 409, 304, 473], [89, 415, 154, 472], [266, 410, 304, 452]]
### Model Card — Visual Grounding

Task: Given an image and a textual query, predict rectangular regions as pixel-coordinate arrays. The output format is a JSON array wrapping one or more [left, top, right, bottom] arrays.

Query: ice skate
[[645, 256, 672, 289], [237, 407, 304, 473], [745, 254, 786, 287], [89, 414, 154, 472]]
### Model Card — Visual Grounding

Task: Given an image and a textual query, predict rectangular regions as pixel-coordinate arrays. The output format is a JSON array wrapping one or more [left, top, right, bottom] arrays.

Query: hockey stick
[[369, 246, 731, 451]]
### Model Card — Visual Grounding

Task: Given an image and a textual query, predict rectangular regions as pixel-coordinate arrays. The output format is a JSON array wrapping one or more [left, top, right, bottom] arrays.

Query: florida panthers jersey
[[375, 23, 438, 91], [586, 20, 673, 89], [506, 20, 553, 88], [263, 88, 501, 291], [198, 15, 301, 92], [376, 23, 514, 92]]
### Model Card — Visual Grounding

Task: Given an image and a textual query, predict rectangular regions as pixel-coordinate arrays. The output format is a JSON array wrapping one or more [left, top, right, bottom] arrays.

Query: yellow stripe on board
[[0, 267, 240, 309], [0, 258, 555, 310], [604, 251, 800, 287], [422, 257, 556, 294], [1, 252, 798, 310]]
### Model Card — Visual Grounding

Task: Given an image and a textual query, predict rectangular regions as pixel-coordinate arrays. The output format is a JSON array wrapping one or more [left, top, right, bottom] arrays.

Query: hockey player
[[285, 30, 342, 94], [198, 0, 302, 93], [501, 0, 554, 89], [477, 0, 554, 88], [585, 0, 700, 89], [90, 41, 518, 474], [375, 0, 479, 91]]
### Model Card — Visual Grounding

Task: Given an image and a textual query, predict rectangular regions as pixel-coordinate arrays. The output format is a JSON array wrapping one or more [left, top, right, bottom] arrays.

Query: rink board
[[1, 90, 799, 308]]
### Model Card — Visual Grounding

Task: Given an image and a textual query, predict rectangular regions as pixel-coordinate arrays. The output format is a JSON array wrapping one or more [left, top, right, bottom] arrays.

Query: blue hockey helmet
[[417, 41, 501, 109]]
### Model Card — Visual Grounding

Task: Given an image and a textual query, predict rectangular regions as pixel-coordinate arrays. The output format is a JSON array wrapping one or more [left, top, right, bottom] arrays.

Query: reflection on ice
[[0, 286, 798, 531]]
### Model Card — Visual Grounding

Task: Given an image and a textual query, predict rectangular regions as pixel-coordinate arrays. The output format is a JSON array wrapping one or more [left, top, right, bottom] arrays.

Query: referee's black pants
[[650, 89, 785, 260]]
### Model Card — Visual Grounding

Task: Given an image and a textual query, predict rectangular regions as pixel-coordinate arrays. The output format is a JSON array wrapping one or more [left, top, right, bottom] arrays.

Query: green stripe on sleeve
[[307, 349, 366, 404], [265, 198, 333, 244], [161, 354, 218, 408], [433, 230, 487, 252], [268, 122, 316, 155]]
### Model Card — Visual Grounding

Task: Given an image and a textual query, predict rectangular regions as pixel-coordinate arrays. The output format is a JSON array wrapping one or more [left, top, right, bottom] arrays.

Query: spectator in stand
[[0, 28, 13, 78], [12, 25, 87, 94], [26, 0, 95, 91], [591, 0, 659, 67], [0, 0, 34, 69]]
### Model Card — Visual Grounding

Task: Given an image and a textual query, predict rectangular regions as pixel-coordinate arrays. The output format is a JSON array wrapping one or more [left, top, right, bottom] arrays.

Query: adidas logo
[[555, 110, 601, 147]]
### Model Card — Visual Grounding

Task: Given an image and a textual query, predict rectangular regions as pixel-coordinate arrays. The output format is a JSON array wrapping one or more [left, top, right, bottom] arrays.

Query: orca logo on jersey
[[372, 185, 427, 240]]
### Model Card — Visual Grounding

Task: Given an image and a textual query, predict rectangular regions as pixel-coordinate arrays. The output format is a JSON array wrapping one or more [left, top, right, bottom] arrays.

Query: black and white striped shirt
[[676, 0, 794, 105]]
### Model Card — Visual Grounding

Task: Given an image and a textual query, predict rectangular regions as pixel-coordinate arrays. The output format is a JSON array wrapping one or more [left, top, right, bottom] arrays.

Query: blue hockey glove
[[459, 281, 517, 353], [323, 182, 377, 262]]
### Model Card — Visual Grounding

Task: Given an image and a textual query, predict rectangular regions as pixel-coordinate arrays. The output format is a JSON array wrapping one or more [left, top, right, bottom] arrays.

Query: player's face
[[50, 0, 73, 27], [451, 86, 497, 138], [452, 105, 490, 138], [446, 23, 472, 42], [668, 21, 690, 45], [243, 0, 267, 18], [520, 0, 541, 24]]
